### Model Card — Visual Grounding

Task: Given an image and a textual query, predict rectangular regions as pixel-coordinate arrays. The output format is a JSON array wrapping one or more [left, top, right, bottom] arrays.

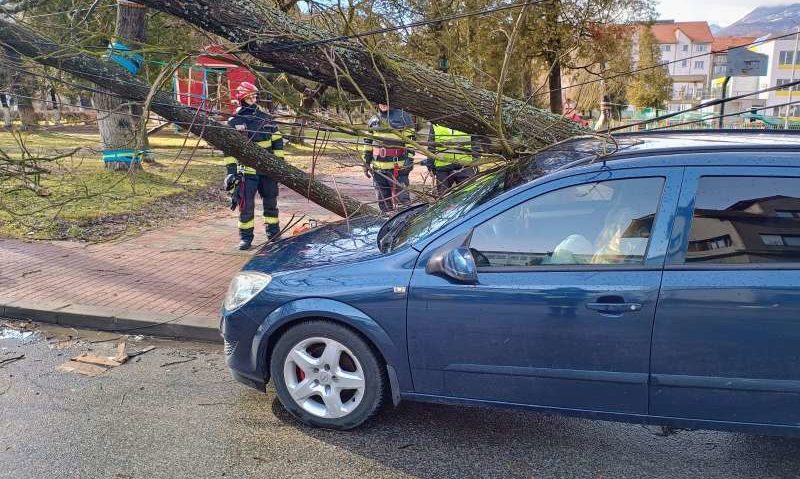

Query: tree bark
[[547, 54, 563, 115], [130, 0, 586, 149], [0, 18, 373, 218], [4, 46, 37, 129], [95, 0, 149, 170]]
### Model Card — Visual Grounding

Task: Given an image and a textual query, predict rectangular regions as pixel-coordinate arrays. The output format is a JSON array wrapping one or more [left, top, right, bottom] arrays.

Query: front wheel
[[270, 320, 386, 429]]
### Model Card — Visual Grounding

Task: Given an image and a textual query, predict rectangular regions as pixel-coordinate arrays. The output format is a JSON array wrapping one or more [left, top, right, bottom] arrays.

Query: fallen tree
[[0, 17, 372, 218], [131, 0, 587, 149]]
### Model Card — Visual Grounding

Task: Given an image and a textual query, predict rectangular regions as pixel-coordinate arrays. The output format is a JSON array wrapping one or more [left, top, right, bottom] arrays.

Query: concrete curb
[[0, 299, 222, 343]]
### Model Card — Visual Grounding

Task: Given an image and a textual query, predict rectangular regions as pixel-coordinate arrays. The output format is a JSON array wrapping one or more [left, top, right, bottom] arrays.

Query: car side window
[[685, 176, 800, 264], [469, 177, 665, 268]]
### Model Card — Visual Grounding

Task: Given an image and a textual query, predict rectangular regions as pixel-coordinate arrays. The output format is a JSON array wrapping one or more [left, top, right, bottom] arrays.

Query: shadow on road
[[269, 395, 800, 479]]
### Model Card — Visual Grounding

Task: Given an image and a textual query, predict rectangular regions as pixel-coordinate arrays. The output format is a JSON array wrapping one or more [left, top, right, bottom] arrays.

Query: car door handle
[[585, 302, 642, 314]]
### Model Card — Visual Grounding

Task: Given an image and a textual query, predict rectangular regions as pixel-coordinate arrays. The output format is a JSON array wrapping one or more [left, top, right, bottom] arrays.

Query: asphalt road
[[2, 320, 800, 479]]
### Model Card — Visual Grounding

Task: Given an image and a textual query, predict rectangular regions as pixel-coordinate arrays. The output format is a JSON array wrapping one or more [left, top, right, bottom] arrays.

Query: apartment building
[[651, 21, 715, 112], [752, 33, 800, 117], [709, 36, 763, 121]]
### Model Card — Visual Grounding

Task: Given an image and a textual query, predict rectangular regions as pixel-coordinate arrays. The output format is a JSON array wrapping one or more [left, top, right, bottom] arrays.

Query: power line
[[649, 99, 800, 131], [609, 77, 800, 132]]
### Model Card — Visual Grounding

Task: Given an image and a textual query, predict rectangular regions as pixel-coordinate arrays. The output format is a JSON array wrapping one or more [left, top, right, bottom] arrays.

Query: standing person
[[427, 123, 480, 195], [563, 98, 590, 127], [362, 103, 415, 213], [0, 93, 12, 128], [223, 82, 284, 250]]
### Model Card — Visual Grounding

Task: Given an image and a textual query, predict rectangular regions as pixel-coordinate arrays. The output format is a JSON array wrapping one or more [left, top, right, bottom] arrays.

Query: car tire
[[270, 320, 386, 430]]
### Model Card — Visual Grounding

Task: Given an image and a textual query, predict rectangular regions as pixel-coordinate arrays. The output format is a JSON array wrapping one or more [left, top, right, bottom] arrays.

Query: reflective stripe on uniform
[[372, 160, 403, 169], [239, 165, 257, 175], [271, 133, 283, 142], [223, 157, 237, 167], [263, 216, 279, 224], [273, 150, 285, 158], [257, 140, 272, 148], [238, 219, 255, 230]]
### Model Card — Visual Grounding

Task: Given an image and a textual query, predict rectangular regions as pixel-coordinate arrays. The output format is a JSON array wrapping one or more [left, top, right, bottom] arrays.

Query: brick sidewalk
[[0, 176, 380, 339]]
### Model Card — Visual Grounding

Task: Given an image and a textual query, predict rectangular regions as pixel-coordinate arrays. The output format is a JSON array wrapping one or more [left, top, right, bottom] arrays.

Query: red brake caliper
[[296, 366, 305, 381]]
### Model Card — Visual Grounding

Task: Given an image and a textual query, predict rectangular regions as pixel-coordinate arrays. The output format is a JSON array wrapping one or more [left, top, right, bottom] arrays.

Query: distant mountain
[[709, 24, 722, 35], [718, 3, 800, 37]]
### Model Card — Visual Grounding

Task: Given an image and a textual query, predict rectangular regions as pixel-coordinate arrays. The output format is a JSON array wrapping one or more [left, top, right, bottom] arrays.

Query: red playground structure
[[174, 44, 256, 115]]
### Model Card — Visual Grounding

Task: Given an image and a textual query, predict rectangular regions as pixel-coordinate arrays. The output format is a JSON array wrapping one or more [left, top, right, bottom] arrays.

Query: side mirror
[[426, 246, 478, 284]]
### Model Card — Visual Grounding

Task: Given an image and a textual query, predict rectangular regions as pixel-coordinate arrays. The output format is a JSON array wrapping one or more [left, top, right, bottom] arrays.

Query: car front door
[[651, 165, 800, 426], [407, 168, 683, 414]]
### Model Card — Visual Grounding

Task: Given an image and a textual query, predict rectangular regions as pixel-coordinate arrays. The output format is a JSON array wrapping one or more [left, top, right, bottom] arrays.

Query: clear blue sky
[[656, 0, 771, 27]]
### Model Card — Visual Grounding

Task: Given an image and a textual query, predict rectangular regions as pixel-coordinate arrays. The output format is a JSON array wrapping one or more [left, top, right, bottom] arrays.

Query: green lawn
[[0, 131, 225, 241]]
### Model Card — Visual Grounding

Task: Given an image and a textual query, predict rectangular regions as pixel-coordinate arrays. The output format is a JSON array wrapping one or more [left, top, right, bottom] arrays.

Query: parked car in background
[[221, 130, 800, 434]]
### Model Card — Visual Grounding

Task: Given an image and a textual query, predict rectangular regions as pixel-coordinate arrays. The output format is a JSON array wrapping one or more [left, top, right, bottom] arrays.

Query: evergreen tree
[[627, 26, 672, 109]]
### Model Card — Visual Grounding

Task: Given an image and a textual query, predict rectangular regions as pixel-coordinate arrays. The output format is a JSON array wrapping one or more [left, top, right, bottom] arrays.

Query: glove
[[363, 165, 372, 178], [229, 182, 241, 211], [224, 173, 240, 192]]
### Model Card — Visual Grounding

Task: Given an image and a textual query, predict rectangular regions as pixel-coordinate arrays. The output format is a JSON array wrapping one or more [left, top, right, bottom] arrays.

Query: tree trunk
[[95, 0, 149, 170], [547, 55, 563, 115], [130, 0, 586, 149], [4, 47, 37, 129], [0, 17, 373, 218]]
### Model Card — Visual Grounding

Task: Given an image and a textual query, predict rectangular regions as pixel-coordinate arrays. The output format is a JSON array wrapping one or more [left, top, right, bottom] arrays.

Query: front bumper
[[220, 309, 270, 392]]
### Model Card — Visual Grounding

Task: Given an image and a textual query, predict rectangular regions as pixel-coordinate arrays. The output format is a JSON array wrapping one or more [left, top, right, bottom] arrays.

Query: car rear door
[[407, 167, 683, 414], [651, 165, 800, 426]]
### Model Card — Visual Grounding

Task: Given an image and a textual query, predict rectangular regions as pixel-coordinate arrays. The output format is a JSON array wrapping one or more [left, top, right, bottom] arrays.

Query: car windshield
[[389, 136, 633, 250]]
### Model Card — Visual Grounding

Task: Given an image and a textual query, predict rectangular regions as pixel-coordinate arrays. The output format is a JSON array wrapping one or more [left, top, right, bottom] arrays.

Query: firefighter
[[362, 103, 415, 213], [223, 82, 284, 250], [427, 123, 480, 195]]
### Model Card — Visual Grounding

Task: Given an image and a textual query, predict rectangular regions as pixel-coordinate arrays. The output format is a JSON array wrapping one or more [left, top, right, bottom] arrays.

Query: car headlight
[[224, 272, 272, 311]]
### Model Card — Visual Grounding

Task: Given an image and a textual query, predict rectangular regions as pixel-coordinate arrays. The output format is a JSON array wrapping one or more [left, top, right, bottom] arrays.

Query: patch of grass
[[0, 131, 227, 241]]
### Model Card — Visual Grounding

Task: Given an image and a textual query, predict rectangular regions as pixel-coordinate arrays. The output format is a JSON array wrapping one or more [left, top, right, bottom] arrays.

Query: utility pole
[[718, 76, 731, 128], [785, 27, 799, 130]]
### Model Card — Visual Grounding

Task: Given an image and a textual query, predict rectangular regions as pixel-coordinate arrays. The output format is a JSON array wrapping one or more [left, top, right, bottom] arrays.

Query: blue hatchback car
[[221, 131, 800, 433]]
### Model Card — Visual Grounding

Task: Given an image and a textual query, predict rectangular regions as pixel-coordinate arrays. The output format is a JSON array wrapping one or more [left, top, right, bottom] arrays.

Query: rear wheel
[[270, 320, 386, 429]]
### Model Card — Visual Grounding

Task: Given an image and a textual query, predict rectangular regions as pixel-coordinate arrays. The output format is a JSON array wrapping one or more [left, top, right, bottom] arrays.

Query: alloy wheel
[[282, 337, 366, 419]]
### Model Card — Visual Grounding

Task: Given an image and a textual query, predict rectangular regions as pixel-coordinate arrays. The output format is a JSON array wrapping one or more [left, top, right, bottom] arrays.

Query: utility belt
[[372, 147, 406, 157]]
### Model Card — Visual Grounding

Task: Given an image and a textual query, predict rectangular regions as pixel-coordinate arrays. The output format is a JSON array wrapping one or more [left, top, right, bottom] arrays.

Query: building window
[[779, 50, 798, 64], [694, 61, 704, 69], [777, 79, 799, 91], [682, 44, 689, 52], [761, 234, 800, 247], [681, 60, 689, 67], [714, 65, 727, 75], [776, 210, 800, 219], [696, 44, 707, 52], [660, 45, 671, 52], [688, 235, 733, 252]]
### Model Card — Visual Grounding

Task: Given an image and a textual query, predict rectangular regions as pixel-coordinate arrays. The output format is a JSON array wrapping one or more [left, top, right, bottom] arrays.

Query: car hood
[[244, 215, 387, 273]]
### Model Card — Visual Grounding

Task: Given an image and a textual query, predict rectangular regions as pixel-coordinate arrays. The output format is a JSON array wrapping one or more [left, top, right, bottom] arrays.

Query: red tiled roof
[[711, 36, 757, 52], [651, 21, 714, 44]]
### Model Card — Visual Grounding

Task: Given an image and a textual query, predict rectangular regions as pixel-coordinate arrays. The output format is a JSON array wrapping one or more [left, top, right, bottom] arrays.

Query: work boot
[[238, 239, 252, 251], [267, 224, 281, 241]]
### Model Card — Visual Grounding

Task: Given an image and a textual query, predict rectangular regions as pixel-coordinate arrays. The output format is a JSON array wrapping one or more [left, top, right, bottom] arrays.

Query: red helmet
[[234, 81, 259, 101]]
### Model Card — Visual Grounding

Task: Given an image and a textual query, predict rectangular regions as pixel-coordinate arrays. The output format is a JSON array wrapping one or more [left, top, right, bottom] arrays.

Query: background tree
[[93, 0, 148, 170], [627, 26, 671, 109]]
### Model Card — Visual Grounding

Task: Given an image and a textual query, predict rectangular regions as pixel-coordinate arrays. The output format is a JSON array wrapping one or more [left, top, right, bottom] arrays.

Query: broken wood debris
[[57, 342, 156, 376], [127, 346, 155, 358], [160, 357, 196, 368], [0, 355, 25, 367]]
